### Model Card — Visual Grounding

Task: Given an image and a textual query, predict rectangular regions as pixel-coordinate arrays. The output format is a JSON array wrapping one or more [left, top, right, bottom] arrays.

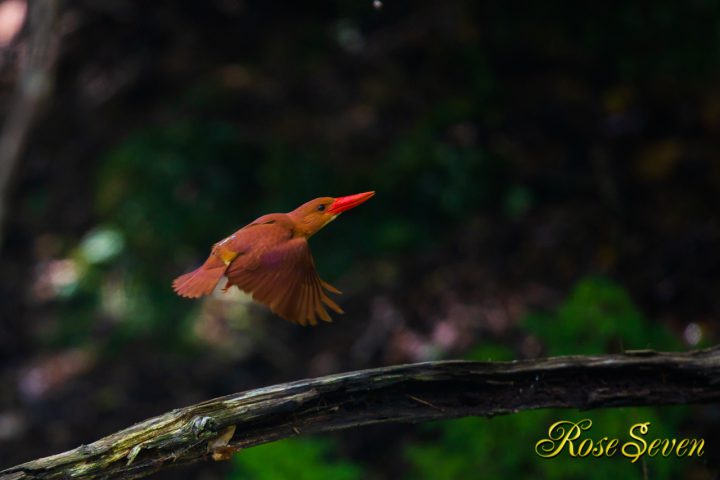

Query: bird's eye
[[317, 204, 326, 212]]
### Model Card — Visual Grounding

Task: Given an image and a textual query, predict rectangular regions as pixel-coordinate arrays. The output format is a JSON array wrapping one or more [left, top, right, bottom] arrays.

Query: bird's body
[[173, 192, 374, 326]]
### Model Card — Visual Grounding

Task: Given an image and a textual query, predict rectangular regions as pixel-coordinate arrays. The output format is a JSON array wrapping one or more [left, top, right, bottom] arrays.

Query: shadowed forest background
[[0, 0, 719, 478]]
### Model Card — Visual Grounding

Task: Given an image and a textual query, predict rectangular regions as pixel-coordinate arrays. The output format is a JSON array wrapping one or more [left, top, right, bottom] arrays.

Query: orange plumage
[[173, 191, 374, 326]]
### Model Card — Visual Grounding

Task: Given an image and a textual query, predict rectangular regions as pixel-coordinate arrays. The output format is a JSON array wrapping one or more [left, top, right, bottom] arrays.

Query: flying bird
[[173, 191, 375, 326]]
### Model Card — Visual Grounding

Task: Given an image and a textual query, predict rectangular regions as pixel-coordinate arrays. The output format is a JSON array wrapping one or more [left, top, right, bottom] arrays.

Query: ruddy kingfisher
[[173, 191, 375, 326]]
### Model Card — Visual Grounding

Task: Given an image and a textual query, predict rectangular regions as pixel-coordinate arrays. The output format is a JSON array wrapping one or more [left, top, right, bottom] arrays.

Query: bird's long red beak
[[328, 191, 375, 214]]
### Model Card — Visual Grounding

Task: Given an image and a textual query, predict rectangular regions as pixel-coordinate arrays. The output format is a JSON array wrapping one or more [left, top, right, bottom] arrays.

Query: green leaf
[[229, 437, 362, 480]]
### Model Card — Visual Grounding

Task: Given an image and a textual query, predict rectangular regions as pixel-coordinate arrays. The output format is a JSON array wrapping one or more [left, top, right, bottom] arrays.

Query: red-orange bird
[[173, 191, 374, 326]]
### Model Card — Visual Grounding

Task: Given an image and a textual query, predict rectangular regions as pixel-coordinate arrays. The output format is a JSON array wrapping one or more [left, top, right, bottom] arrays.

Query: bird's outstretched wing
[[224, 236, 343, 326]]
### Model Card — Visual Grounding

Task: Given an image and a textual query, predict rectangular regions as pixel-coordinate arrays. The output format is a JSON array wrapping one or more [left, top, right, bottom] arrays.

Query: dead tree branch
[[1, 347, 719, 480]]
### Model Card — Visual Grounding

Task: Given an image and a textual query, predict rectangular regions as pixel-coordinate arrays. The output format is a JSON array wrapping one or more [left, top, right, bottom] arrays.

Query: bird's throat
[[296, 214, 338, 239]]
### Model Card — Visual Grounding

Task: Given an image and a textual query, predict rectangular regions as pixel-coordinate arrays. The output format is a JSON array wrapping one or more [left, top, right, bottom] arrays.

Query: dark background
[[0, 1, 718, 478]]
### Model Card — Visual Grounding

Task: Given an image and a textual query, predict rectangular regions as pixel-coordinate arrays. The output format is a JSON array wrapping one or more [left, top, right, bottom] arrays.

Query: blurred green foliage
[[229, 438, 362, 480], [373, 124, 506, 252], [524, 276, 681, 355]]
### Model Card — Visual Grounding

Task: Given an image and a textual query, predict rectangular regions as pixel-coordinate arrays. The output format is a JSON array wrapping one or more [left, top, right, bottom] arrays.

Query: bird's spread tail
[[173, 261, 226, 298]]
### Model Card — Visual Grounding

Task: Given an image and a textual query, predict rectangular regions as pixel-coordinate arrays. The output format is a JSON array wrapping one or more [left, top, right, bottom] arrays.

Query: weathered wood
[[2, 347, 719, 480]]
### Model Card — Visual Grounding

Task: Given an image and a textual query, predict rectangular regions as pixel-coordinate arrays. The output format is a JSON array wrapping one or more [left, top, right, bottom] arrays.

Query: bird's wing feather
[[225, 235, 342, 326]]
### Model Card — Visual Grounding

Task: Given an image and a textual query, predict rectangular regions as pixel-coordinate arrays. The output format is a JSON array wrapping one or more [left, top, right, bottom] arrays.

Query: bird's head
[[290, 191, 375, 238]]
